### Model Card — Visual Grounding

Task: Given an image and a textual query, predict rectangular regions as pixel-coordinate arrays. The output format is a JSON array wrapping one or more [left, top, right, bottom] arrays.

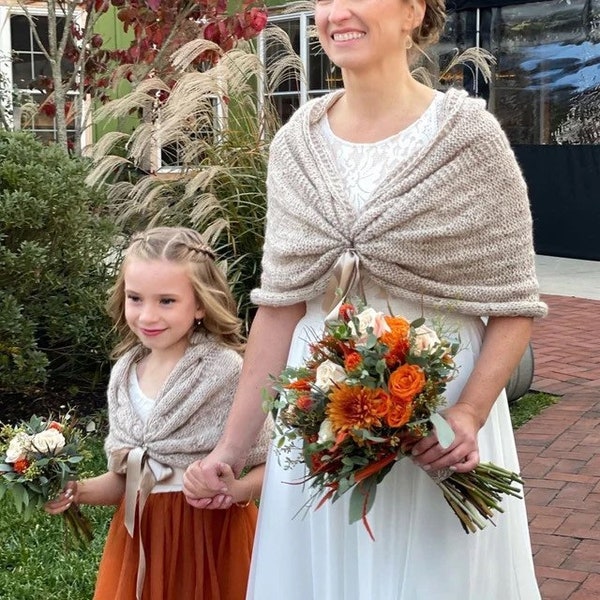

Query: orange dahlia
[[327, 383, 389, 433], [381, 316, 410, 366]]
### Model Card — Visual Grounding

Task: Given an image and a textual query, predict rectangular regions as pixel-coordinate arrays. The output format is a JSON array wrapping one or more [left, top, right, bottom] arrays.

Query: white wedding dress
[[246, 95, 541, 600]]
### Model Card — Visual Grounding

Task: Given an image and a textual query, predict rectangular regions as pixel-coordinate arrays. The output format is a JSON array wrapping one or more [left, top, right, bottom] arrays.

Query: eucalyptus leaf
[[338, 477, 353, 495], [348, 476, 378, 525], [365, 332, 378, 349], [430, 413, 455, 449]]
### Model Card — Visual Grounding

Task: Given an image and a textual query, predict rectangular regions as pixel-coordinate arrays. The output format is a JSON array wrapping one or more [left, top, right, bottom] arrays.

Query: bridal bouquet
[[0, 413, 93, 548], [266, 302, 524, 537]]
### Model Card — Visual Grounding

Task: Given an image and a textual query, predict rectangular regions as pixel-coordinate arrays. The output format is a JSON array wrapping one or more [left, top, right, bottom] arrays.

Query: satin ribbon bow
[[114, 447, 175, 600], [322, 249, 364, 321]]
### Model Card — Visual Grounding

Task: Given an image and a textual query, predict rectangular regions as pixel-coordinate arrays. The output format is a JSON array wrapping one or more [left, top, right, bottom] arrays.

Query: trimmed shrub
[[0, 131, 118, 395]]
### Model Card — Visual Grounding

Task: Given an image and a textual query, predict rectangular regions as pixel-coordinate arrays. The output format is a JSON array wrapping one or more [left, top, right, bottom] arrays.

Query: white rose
[[31, 428, 66, 454], [5, 432, 33, 463], [349, 307, 390, 342], [315, 360, 347, 391], [413, 325, 441, 356], [317, 419, 335, 444]]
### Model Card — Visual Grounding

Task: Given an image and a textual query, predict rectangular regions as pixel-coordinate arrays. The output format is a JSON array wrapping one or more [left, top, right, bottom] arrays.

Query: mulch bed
[[0, 387, 107, 425]]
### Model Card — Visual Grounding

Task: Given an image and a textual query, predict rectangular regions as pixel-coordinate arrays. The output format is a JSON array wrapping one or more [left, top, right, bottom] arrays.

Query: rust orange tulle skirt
[[93, 492, 257, 600]]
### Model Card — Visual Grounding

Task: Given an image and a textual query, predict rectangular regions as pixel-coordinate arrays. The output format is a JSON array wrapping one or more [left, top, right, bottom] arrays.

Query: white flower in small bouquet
[[265, 302, 524, 538], [0, 413, 93, 548]]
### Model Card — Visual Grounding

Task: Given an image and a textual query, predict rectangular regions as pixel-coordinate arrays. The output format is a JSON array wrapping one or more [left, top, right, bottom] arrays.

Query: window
[[259, 12, 342, 123], [0, 7, 81, 146], [157, 94, 224, 172], [261, 2, 600, 145], [488, 0, 600, 144]]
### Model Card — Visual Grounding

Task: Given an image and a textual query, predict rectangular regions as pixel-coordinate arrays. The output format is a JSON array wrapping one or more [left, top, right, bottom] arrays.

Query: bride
[[184, 1, 546, 598]]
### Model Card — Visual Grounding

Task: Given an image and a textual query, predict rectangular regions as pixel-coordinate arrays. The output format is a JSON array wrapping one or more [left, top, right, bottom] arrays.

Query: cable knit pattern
[[251, 88, 547, 318], [104, 332, 271, 472]]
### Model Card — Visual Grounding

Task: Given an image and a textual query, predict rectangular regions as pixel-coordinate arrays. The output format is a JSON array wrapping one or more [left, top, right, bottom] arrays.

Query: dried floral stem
[[63, 503, 93, 549], [435, 462, 524, 534]]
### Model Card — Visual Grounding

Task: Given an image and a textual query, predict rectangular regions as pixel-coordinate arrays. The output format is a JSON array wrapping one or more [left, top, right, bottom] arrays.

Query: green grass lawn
[[509, 391, 559, 429], [0, 391, 559, 599]]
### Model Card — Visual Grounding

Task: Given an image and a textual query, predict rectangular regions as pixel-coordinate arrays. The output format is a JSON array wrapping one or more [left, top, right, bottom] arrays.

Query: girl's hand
[[410, 404, 480, 473], [44, 481, 78, 515]]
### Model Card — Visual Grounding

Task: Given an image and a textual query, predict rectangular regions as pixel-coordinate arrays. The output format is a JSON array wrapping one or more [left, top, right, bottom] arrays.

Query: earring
[[195, 318, 203, 329], [405, 36, 414, 50]]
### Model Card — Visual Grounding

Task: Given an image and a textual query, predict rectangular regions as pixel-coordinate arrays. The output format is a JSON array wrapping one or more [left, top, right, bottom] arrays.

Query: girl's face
[[315, 0, 424, 73], [124, 258, 204, 357]]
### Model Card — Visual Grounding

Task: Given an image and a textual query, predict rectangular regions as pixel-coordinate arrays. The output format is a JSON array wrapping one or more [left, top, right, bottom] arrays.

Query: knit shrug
[[251, 88, 547, 318], [104, 333, 271, 472]]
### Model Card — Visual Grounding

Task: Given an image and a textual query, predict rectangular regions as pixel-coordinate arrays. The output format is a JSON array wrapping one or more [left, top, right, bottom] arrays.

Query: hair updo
[[412, 0, 447, 48]]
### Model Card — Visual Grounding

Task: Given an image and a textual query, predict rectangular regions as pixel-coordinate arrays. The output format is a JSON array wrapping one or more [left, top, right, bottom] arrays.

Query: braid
[[186, 243, 216, 261]]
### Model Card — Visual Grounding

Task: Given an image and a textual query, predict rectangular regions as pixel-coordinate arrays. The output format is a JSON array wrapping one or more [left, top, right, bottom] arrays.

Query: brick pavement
[[516, 295, 600, 600]]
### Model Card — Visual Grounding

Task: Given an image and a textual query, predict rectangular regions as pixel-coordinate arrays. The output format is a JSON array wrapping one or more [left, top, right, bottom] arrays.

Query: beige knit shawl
[[251, 88, 547, 318], [104, 332, 271, 472]]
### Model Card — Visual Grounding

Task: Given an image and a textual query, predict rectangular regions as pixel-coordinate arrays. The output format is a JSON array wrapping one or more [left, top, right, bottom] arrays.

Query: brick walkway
[[516, 294, 600, 600]]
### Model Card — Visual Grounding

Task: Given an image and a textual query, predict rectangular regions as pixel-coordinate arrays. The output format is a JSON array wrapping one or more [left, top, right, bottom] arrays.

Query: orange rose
[[387, 397, 413, 428], [388, 364, 426, 403], [48, 421, 63, 431]]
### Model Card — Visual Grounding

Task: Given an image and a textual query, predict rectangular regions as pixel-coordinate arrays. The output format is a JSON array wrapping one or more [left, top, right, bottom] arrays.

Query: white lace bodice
[[319, 92, 443, 211]]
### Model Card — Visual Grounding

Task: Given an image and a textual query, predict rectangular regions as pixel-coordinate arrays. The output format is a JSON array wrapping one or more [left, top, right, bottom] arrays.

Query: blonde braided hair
[[108, 227, 244, 358]]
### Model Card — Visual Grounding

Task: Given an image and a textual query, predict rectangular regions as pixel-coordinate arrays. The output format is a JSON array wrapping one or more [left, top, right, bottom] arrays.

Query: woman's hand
[[410, 404, 481, 473], [183, 454, 236, 510], [412, 316, 533, 475], [44, 480, 78, 515]]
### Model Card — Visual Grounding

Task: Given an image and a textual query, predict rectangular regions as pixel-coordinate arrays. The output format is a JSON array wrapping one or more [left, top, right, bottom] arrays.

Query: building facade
[[263, 0, 600, 260]]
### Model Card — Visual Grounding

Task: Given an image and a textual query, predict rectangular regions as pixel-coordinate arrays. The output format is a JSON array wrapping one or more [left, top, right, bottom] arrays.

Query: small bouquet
[[266, 302, 524, 537], [0, 413, 93, 548]]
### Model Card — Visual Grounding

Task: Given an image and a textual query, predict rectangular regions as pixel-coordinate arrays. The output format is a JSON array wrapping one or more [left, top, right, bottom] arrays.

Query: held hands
[[410, 403, 481, 474], [44, 480, 78, 515], [183, 459, 236, 510]]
